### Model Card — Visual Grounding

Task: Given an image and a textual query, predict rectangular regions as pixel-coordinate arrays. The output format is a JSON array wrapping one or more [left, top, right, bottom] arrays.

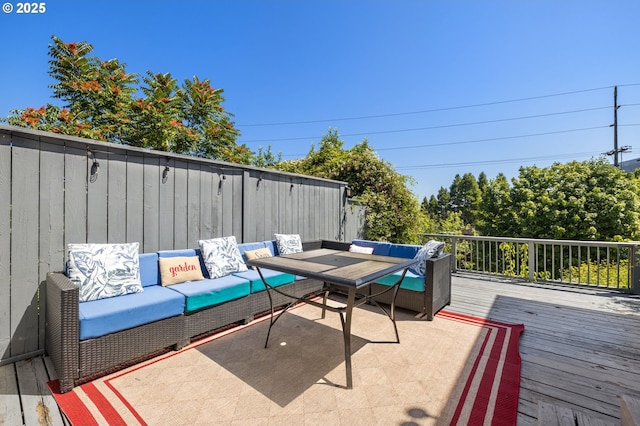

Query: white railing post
[[528, 239, 535, 282]]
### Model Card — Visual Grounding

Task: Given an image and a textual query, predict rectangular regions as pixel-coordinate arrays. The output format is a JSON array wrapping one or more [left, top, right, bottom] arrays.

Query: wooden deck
[[2, 274, 639, 425], [449, 274, 640, 425]]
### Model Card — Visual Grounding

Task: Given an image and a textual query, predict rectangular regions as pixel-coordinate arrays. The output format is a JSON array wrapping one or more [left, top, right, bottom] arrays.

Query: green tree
[[422, 195, 440, 218], [3, 36, 243, 162], [450, 172, 481, 226], [253, 146, 282, 168], [482, 159, 640, 240], [477, 173, 513, 236], [277, 129, 429, 243], [478, 171, 489, 194], [435, 186, 452, 218]]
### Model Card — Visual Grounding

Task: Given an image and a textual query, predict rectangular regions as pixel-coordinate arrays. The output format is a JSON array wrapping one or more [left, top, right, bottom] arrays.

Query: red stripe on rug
[[47, 379, 99, 426], [449, 325, 494, 425], [81, 382, 132, 426], [470, 324, 507, 424], [493, 323, 524, 425], [103, 379, 148, 425]]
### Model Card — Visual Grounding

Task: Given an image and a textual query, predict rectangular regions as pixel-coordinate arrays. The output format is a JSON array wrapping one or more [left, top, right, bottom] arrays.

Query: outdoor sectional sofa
[[45, 238, 450, 393]]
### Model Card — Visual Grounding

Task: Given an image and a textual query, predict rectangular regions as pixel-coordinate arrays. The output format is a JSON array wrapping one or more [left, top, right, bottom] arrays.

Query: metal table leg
[[340, 287, 356, 389]]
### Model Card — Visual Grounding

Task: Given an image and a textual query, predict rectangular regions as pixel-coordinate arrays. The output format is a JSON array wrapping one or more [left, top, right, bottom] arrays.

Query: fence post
[[528, 240, 535, 282], [631, 245, 640, 294]]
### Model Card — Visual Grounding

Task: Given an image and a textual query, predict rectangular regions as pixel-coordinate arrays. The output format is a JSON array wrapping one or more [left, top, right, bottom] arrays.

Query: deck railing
[[423, 234, 640, 293]]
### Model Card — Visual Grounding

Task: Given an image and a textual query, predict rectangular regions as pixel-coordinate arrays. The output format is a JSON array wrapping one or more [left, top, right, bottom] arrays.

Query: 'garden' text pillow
[[159, 256, 205, 286]]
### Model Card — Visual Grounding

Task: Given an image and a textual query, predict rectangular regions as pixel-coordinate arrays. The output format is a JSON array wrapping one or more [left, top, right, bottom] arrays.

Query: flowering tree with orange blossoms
[[3, 36, 247, 163]]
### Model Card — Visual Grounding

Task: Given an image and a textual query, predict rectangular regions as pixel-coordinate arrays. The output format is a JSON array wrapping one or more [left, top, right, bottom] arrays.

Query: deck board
[[0, 363, 23, 425], [2, 274, 639, 425], [15, 358, 66, 426]]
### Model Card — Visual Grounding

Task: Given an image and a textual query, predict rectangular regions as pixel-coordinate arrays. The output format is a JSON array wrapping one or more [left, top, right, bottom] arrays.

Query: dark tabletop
[[246, 248, 418, 289]]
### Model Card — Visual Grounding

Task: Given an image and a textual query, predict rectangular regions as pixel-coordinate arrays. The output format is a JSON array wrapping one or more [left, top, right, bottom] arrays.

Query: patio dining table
[[246, 248, 418, 389]]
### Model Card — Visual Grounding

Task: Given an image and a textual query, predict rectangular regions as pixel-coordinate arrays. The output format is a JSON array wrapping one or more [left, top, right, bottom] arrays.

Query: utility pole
[[605, 86, 630, 168], [614, 85, 619, 167]]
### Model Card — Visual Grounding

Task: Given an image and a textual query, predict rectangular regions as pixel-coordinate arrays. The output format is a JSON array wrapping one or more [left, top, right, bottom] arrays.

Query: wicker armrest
[[424, 254, 452, 320], [46, 272, 79, 393]]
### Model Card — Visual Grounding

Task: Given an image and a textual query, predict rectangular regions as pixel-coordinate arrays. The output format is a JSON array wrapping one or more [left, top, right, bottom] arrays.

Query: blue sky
[[1, 1, 639, 200]]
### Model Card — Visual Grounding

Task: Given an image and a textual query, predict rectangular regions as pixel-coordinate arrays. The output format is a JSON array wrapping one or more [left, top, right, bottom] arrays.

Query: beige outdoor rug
[[49, 301, 523, 425]]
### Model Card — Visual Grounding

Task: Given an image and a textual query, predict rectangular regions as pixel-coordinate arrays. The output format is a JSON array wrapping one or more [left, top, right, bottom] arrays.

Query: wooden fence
[[0, 125, 365, 364]]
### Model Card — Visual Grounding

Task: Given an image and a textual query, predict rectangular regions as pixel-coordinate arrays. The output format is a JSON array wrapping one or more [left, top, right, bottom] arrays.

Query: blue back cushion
[[139, 253, 160, 287], [351, 239, 392, 256], [389, 244, 420, 259], [158, 249, 198, 258], [264, 240, 278, 256]]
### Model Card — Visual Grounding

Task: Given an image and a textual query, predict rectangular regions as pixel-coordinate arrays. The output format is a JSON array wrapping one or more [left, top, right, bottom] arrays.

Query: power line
[[278, 125, 613, 157], [395, 151, 604, 171], [237, 85, 632, 127], [374, 126, 611, 152], [240, 106, 611, 144]]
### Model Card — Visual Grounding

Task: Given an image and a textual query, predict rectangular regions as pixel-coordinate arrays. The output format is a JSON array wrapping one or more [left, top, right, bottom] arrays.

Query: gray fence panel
[[87, 148, 108, 243], [211, 170, 223, 235], [158, 157, 175, 250], [107, 149, 128, 244], [172, 159, 188, 249], [10, 133, 40, 356], [199, 164, 214, 240], [344, 200, 366, 242], [0, 132, 11, 359], [143, 155, 160, 253], [187, 162, 201, 248], [221, 170, 235, 237], [38, 138, 65, 348], [64, 143, 88, 247], [126, 154, 144, 245], [0, 125, 363, 363], [231, 172, 244, 239]]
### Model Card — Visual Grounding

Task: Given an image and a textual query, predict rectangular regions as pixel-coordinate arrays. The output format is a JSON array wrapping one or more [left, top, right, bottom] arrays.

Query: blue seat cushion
[[166, 275, 251, 312], [351, 239, 392, 256], [375, 270, 425, 292], [78, 285, 185, 340], [233, 269, 295, 293]]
